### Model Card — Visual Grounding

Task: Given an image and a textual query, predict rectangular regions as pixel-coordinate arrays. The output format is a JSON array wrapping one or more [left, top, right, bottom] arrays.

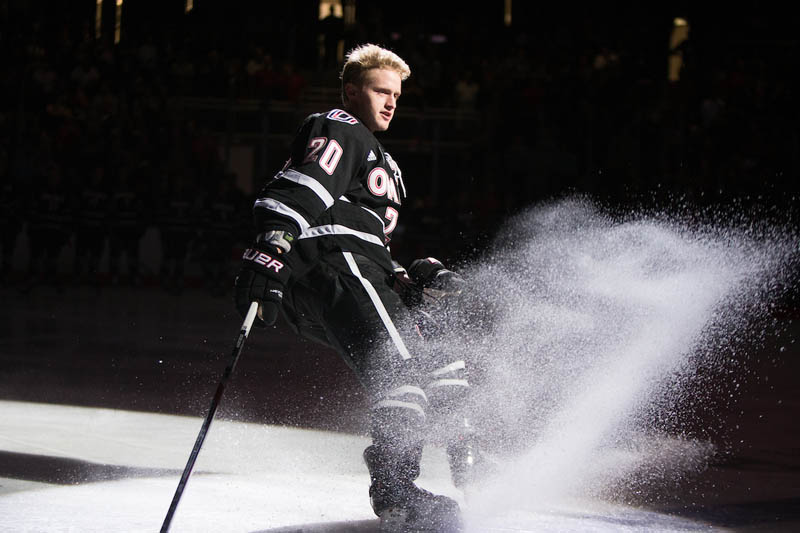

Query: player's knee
[[370, 385, 428, 447], [423, 359, 470, 409]]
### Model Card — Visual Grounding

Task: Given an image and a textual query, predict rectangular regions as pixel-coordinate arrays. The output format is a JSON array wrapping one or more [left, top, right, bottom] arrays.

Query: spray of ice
[[425, 196, 797, 520]]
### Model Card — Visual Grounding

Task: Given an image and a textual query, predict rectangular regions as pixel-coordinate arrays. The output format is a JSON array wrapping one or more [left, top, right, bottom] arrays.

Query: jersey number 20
[[304, 137, 343, 175]]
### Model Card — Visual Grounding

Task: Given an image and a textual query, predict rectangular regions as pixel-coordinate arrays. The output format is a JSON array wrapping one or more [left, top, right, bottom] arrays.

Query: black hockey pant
[[282, 251, 469, 453]]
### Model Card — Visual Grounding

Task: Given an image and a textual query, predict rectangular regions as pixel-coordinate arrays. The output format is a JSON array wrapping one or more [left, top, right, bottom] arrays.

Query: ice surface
[[0, 401, 720, 532], [0, 400, 377, 532]]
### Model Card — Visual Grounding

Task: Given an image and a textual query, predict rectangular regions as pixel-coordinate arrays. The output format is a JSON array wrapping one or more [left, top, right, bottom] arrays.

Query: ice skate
[[445, 418, 499, 489], [365, 445, 463, 533]]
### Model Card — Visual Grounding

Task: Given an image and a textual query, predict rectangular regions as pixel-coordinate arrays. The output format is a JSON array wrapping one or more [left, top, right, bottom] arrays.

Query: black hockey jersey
[[253, 108, 406, 275]]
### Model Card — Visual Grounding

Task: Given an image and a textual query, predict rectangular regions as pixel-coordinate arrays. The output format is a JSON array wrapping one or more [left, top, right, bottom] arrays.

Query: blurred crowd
[[1, 4, 797, 293]]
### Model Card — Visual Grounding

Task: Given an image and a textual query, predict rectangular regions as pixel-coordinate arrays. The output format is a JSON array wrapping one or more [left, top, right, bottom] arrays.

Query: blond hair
[[340, 44, 411, 105]]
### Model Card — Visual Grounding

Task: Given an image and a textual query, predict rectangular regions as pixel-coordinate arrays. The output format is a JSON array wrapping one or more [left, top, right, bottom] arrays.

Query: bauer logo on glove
[[242, 248, 285, 273], [235, 235, 294, 327]]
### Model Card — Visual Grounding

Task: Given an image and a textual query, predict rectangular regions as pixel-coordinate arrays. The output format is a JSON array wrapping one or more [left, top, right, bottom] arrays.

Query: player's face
[[346, 68, 402, 132]]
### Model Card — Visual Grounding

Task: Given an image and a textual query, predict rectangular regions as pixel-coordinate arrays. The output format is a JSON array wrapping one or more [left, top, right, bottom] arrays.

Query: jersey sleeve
[[254, 112, 367, 236]]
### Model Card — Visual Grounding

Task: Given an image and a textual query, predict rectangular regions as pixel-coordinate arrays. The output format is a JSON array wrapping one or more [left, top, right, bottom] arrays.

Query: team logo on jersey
[[327, 109, 358, 125], [367, 150, 377, 162]]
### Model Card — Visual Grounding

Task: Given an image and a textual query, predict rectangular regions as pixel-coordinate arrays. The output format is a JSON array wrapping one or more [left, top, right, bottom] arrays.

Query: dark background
[[1, 1, 798, 531], [2, 0, 798, 278]]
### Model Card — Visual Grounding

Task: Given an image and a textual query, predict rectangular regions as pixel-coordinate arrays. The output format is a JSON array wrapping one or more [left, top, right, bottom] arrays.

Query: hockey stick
[[160, 301, 259, 533]]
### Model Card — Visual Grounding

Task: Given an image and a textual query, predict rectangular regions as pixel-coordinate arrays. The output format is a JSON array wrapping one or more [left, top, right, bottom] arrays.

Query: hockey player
[[235, 44, 470, 531]]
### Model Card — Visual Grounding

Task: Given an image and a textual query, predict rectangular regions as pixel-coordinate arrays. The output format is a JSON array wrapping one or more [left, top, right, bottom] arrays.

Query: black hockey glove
[[234, 231, 294, 327], [392, 261, 424, 308], [408, 257, 465, 295]]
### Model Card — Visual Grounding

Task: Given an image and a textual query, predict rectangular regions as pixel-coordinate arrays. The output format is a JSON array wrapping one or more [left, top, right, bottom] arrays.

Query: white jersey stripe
[[279, 169, 335, 208], [425, 378, 470, 389], [342, 251, 412, 360], [387, 385, 428, 402], [361, 206, 386, 229], [373, 399, 425, 419], [430, 360, 466, 377], [253, 198, 310, 232], [337, 195, 386, 230], [299, 224, 384, 247]]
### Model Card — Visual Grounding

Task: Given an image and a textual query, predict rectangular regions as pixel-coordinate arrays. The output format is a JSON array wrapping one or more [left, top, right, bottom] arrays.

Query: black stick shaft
[[160, 302, 259, 533]]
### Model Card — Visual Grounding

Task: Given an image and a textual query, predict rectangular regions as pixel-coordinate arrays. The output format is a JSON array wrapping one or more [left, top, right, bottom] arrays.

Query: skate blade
[[378, 507, 462, 533], [378, 507, 409, 533]]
